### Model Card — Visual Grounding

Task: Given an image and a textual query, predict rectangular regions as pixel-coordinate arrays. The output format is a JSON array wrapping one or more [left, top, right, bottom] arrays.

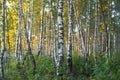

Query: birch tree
[[16, 0, 22, 61], [38, 0, 44, 56], [0, 0, 6, 78], [50, 0, 57, 63], [85, 0, 90, 73], [57, 0, 64, 76], [67, 0, 73, 74], [19, 0, 36, 74], [5, 6, 10, 72]]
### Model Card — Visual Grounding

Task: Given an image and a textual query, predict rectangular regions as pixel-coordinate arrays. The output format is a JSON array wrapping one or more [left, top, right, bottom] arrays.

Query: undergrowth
[[3, 53, 120, 80]]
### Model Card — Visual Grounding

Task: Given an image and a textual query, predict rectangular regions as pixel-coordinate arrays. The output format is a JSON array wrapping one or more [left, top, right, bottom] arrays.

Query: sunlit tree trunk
[[0, 0, 6, 79], [57, 0, 64, 76], [29, 0, 34, 42]]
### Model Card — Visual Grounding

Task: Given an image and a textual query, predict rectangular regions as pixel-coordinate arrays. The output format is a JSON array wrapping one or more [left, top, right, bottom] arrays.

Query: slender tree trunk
[[67, 0, 73, 74], [99, 0, 108, 54], [99, 0, 106, 54], [73, 3, 86, 56], [85, 0, 90, 73], [45, 19, 48, 55], [107, 0, 112, 57], [5, 8, 10, 73], [100, 32, 104, 55], [113, 33, 116, 54], [51, 0, 57, 63], [0, 0, 6, 79], [108, 32, 111, 56], [19, 0, 36, 75], [38, 0, 44, 56], [97, 0, 100, 54], [57, 0, 64, 76], [16, 1, 22, 61], [29, 0, 34, 42], [93, 0, 98, 64]]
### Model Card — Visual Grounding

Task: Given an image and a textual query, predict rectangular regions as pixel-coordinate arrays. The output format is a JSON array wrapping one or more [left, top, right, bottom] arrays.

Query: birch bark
[[19, 0, 36, 74], [57, 0, 64, 76], [50, 0, 57, 63], [67, 0, 73, 74], [0, 0, 6, 78], [16, 0, 22, 61]]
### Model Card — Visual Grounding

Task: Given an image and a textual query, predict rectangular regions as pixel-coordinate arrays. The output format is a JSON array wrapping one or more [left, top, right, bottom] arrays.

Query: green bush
[[91, 53, 120, 80]]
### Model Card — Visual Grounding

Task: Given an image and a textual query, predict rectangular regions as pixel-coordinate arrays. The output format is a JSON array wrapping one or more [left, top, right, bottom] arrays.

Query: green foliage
[[72, 53, 93, 80], [4, 56, 24, 80], [3, 53, 120, 80], [34, 55, 55, 80], [91, 53, 120, 80]]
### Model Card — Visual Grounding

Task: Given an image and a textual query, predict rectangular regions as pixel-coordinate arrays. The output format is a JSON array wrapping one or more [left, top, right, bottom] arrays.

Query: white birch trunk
[[67, 0, 73, 74], [29, 0, 34, 42], [50, 1, 57, 63], [16, 2, 22, 61], [57, 0, 64, 76], [0, 0, 6, 78], [20, 0, 36, 74]]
